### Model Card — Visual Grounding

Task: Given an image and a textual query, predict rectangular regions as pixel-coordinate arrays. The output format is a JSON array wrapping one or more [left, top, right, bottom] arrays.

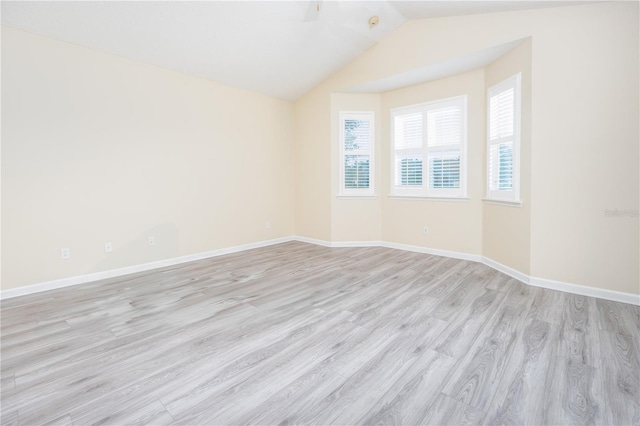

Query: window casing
[[390, 96, 467, 198], [339, 112, 375, 196], [487, 74, 521, 202]]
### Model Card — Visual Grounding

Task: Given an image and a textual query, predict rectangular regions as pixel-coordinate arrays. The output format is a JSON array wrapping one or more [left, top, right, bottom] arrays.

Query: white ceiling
[[1, 1, 591, 100]]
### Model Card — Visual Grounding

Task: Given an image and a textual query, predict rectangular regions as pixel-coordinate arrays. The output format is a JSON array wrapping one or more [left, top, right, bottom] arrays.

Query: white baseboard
[[528, 276, 640, 306], [0, 236, 295, 300], [481, 255, 639, 306], [291, 238, 481, 262], [292, 238, 638, 306], [3, 235, 638, 306], [331, 240, 382, 248], [481, 256, 530, 284], [382, 241, 482, 263], [291, 236, 333, 247]]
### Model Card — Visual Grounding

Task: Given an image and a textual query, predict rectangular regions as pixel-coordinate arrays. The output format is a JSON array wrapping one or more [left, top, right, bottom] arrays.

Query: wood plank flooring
[[1, 241, 639, 425]]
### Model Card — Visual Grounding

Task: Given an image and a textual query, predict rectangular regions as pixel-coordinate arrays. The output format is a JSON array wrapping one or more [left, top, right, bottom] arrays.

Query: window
[[487, 74, 521, 202], [339, 112, 374, 196], [390, 96, 467, 198]]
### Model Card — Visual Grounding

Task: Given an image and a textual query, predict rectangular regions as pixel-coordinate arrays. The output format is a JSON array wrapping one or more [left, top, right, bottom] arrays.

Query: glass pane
[[429, 150, 460, 189], [344, 119, 371, 152], [344, 155, 370, 189], [489, 142, 513, 191], [396, 152, 422, 186]]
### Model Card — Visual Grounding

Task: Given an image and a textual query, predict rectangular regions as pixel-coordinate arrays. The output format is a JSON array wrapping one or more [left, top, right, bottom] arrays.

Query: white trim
[[390, 95, 468, 199], [388, 196, 471, 202], [482, 255, 639, 306], [481, 256, 531, 284], [381, 241, 482, 262], [339, 111, 375, 197], [292, 236, 333, 247], [291, 236, 380, 248], [486, 73, 521, 202], [482, 198, 522, 207], [336, 195, 378, 200], [330, 240, 382, 248], [295, 239, 637, 306], [528, 276, 640, 306], [3, 236, 638, 306], [0, 237, 295, 300]]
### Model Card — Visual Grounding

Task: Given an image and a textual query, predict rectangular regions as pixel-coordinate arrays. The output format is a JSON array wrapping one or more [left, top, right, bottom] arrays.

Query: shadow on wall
[[88, 223, 180, 274]]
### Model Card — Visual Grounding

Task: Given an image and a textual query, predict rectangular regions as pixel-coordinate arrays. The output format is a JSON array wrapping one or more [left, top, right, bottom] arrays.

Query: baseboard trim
[[3, 235, 638, 306], [291, 237, 381, 248], [291, 236, 333, 247], [291, 238, 481, 262], [480, 255, 639, 306], [481, 256, 530, 284], [293, 238, 638, 306], [381, 241, 482, 262], [0, 236, 295, 300], [528, 276, 640, 306]]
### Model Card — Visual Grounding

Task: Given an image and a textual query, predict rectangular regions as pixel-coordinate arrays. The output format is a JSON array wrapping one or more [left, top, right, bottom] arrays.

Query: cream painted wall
[[528, 5, 639, 294], [483, 40, 532, 274], [294, 2, 639, 295], [293, 85, 331, 241], [2, 27, 294, 290], [3, 2, 638, 296], [380, 70, 485, 255], [330, 93, 381, 242]]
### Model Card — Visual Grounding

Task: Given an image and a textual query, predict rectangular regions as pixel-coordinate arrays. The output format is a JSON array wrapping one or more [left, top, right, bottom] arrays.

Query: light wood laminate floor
[[1, 242, 639, 426]]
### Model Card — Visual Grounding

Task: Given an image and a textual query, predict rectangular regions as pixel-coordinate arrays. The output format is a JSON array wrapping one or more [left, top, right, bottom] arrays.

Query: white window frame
[[339, 111, 375, 196], [390, 95, 468, 198], [486, 73, 521, 203]]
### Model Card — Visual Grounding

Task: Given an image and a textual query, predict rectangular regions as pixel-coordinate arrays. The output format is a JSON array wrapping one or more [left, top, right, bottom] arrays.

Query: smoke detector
[[369, 16, 379, 29]]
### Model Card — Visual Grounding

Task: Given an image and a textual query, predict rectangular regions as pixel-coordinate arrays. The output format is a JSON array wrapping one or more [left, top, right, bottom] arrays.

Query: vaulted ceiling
[[2, 1, 587, 100]]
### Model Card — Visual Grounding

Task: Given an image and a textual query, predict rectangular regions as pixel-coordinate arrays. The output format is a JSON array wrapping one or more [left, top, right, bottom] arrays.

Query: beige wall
[[293, 85, 331, 241], [528, 5, 639, 293], [294, 2, 639, 295], [483, 40, 532, 274], [3, 2, 638, 296], [1, 27, 295, 290], [380, 70, 485, 255]]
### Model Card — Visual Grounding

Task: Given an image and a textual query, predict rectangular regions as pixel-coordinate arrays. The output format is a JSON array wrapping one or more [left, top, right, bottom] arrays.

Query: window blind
[[487, 74, 520, 201], [340, 112, 375, 196], [391, 96, 466, 197]]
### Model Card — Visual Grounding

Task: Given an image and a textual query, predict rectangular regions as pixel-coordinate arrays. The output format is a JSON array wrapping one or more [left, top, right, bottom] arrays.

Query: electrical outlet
[[148, 236, 155, 246], [423, 226, 429, 235], [265, 221, 271, 229], [104, 242, 113, 253], [60, 248, 70, 259]]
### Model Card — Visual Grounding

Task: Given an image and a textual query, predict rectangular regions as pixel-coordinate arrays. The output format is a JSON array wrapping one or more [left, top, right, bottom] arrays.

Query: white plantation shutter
[[395, 113, 422, 149], [391, 96, 467, 197], [427, 107, 462, 146], [429, 150, 461, 189], [396, 152, 423, 186], [346, 119, 372, 151], [394, 113, 423, 187], [489, 89, 514, 140], [340, 112, 375, 196], [487, 74, 520, 202]]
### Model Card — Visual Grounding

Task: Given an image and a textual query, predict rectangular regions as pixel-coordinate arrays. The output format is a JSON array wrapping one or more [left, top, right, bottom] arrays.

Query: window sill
[[388, 195, 470, 202], [337, 195, 378, 199], [483, 198, 523, 207]]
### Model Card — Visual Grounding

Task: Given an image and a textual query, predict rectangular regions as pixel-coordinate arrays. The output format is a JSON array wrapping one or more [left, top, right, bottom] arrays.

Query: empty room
[[1, 1, 639, 425]]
